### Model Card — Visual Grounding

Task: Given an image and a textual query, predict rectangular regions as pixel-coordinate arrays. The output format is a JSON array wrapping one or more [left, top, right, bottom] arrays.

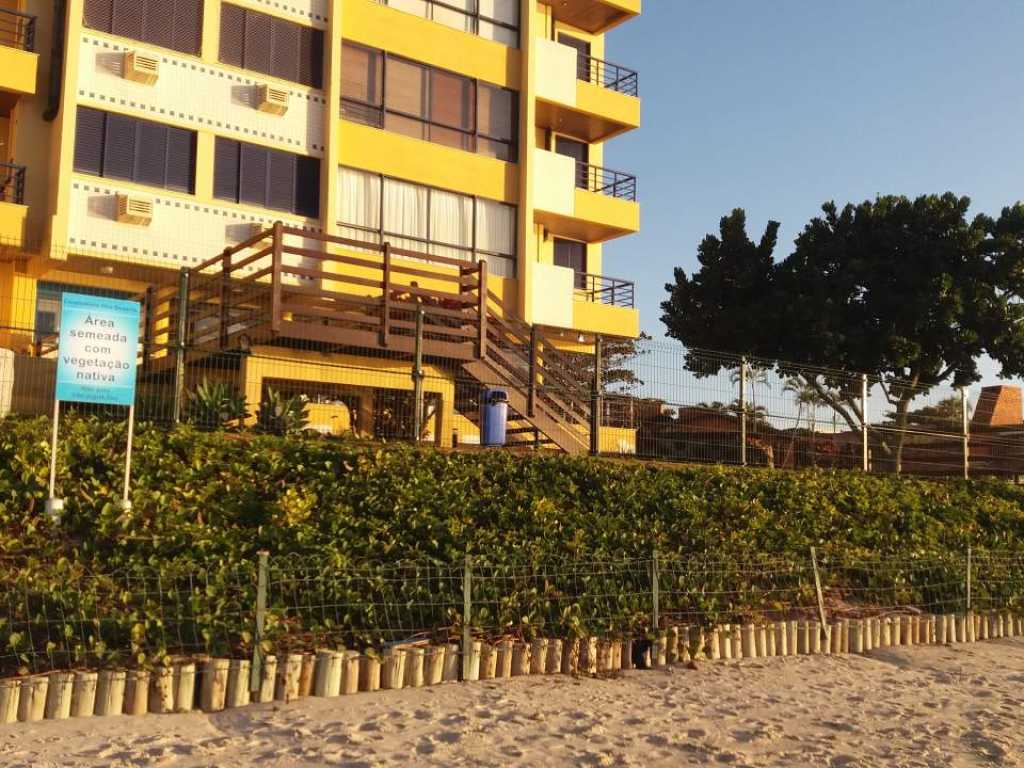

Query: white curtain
[[432, 0, 475, 33], [337, 166, 382, 250], [478, 0, 518, 45], [475, 198, 516, 276], [386, 0, 429, 19], [383, 177, 429, 253], [429, 188, 473, 260]]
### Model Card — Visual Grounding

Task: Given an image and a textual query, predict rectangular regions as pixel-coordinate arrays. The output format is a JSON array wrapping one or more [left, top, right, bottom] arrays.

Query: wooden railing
[[148, 225, 487, 362]]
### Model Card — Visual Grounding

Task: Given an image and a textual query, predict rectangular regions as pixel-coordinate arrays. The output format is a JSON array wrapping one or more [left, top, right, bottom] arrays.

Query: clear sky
[[603, 0, 1024, 360]]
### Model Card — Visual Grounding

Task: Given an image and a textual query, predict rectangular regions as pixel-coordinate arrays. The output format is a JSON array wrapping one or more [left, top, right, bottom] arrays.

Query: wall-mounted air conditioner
[[256, 84, 289, 115], [123, 50, 160, 85], [116, 193, 153, 226]]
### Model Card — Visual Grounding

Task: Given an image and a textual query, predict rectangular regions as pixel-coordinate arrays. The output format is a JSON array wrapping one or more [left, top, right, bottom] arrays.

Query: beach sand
[[2, 638, 1022, 767]]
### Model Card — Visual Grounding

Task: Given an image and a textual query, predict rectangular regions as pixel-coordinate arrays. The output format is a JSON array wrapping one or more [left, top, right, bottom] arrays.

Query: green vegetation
[[1, 415, 1022, 672]]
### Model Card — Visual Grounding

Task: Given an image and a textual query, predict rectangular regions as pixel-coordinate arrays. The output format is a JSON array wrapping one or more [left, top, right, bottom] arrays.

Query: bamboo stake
[[124, 670, 149, 716], [95, 670, 126, 717], [0, 679, 19, 724], [226, 660, 251, 708], [148, 668, 173, 714], [44, 672, 73, 720], [406, 647, 427, 687]]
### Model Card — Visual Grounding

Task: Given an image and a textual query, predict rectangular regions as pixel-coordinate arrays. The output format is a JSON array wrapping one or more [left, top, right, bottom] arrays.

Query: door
[[554, 136, 589, 190], [558, 33, 591, 82], [553, 238, 587, 290]]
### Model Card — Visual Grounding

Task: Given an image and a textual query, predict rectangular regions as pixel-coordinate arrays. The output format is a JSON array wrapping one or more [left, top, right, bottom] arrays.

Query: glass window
[[341, 44, 383, 106], [383, 178, 429, 252], [337, 166, 382, 236], [385, 57, 428, 118], [429, 188, 473, 259]]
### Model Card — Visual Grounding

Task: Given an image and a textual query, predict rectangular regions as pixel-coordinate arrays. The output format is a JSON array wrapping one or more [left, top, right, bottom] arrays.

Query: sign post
[[50, 293, 141, 517]]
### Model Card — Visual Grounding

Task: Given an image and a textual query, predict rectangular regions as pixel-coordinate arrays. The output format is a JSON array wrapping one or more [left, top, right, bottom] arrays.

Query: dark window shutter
[[143, 1, 175, 50], [172, 0, 203, 56], [165, 127, 196, 193], [102, 113, 137, 182], [243, 10, 273, 77], [111, 0, 146, 44], [266, 149, 296, 213], [74, 107, 106, 175], [239, 143, 268, 208], [134, 120, 168, 187], [213, 137, 240, 201], [83, 0, 114, 33], [299, 27, 324, 88], [295, 156, 320, 218], [270, 18, 300, 83], [219, 3, 245, 67]]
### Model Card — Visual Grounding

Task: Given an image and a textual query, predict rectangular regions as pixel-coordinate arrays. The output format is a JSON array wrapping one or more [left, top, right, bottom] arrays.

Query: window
[[341, 44, 518, 161], [73, 107, 197, 193], [219, 4, 323, 88], [381, 0, 519, 47], [213, 137, 320, 218], [83, 0, 203, 55], [558, 34, 593, 81], [554, 238, 588, 289], [555, 136, 590, 189], [337, 166, 516, 277]]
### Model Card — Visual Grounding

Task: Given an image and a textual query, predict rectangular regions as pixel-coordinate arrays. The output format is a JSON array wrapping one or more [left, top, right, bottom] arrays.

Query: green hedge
[[1, 414, 1023, 671]]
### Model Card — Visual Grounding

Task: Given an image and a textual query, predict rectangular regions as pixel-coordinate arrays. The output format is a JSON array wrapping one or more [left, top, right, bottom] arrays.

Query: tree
[[662, 195, 1024, 471]]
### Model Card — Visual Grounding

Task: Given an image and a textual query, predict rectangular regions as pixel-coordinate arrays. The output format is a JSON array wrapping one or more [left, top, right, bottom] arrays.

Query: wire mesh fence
[[2, 549, 1020, 677], [4, 235, 1024, 479]]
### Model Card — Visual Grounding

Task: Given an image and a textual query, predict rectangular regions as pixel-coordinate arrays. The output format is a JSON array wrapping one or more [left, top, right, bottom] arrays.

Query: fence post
[[739, 357, 748, 466], [172, 267, 190, 424], [590, 334, 603, 456], [528, 325, 538, 419], [651, 548, 660, 633], [412, 302, 425, 442], [381, 242, 391, 348], [810, 547, 828, 633], [462, 554, 472, 682], [965, 545, 972, 615], [961, 386, 970, 480], [860, 374, 869, 472], [250, 550, 269, 693]]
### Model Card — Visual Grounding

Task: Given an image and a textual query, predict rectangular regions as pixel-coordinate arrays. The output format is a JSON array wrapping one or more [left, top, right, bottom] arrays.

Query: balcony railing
[[574, 273, 635, 308], [0, 8, 35, 52], [0, 163, 25, 204], [576, 54, 638, 97], [574, 162, 637, 201]]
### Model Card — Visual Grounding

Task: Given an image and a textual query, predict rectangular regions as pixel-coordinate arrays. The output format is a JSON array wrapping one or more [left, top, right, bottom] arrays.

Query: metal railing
[[574, 273, 635, 308], [0, 162, 25, 204], [575, 162, 638, 201], [0, 8, 35, 52], [577, 54, 638, 97]]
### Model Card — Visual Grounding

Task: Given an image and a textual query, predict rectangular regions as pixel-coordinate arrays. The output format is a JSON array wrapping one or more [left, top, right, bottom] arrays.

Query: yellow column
[[321, 2, 343, 235], [44, 0, 85, 260], [201, 0, 222, 64], [516, 0, 537, 324]]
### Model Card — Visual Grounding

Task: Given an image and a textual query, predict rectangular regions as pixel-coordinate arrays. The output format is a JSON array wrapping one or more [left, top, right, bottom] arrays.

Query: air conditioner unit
[[255, 84, 290, 115], [123, 50, 160, 85], [116, 193, 153, 226]]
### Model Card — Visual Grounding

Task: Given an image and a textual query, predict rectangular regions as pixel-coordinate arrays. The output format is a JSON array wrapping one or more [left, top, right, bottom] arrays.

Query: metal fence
[[2, 237, 1023, 479], [1, 548, 1018, 677]]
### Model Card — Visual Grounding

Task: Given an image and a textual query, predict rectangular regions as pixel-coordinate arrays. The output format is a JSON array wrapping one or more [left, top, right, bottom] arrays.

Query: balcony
[[537, 0, 640, 34], [535, 37, 639, 142], [0, 8, 37, 96], [533, 149, 639, 242], [0, 162, 27, 248]]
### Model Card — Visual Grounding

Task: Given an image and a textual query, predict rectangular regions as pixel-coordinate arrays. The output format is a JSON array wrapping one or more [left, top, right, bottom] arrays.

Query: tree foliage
[[662, 195, 1024, 469]]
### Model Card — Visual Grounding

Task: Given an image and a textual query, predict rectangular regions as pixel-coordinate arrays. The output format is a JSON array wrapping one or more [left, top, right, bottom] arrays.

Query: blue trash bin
[[479, 387, 509, 446]]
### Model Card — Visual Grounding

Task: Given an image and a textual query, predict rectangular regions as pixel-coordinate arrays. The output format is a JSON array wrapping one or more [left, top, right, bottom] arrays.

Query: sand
[[2, 638, 1022, 767]]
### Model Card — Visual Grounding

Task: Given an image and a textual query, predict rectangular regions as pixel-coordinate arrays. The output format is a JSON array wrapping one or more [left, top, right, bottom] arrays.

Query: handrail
[[574, 162, 637, 201], [0, 163, 25, 205], [576, 53, 638, 97], [0, 8, 35, 52], [574, 274, 635, 308]]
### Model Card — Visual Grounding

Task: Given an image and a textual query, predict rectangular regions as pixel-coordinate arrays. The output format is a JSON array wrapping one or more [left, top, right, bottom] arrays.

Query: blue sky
[[603, 0, 1024, 363]]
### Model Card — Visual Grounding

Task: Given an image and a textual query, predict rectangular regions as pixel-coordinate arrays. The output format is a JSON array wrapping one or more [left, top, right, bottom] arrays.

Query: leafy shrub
[[256, 387, 309, 435], [187, 378, 248, 429]]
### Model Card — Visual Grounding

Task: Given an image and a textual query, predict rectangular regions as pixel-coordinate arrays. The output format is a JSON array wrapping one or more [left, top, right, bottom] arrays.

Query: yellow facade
[[0, 0, 641, 452]]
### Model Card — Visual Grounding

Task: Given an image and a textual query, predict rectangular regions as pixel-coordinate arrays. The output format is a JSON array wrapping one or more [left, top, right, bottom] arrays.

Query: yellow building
[[0, 0, 641, 453]]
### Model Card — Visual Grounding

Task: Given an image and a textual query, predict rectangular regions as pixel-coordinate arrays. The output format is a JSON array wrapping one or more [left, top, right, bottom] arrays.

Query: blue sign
[[55, 293, 141, 406]]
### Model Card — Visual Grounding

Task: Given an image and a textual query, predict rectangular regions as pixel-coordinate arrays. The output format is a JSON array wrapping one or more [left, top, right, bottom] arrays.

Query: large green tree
[[662, 195, 1024, 471]]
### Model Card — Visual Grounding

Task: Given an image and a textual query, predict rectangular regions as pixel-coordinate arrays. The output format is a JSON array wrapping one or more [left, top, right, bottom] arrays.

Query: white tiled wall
[[66, 177, 320, 270], [76, 34, 326, 155]]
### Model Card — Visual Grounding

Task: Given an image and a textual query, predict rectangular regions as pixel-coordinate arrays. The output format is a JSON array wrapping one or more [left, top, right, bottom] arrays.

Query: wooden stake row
[[2, 610, 1021, 725]]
